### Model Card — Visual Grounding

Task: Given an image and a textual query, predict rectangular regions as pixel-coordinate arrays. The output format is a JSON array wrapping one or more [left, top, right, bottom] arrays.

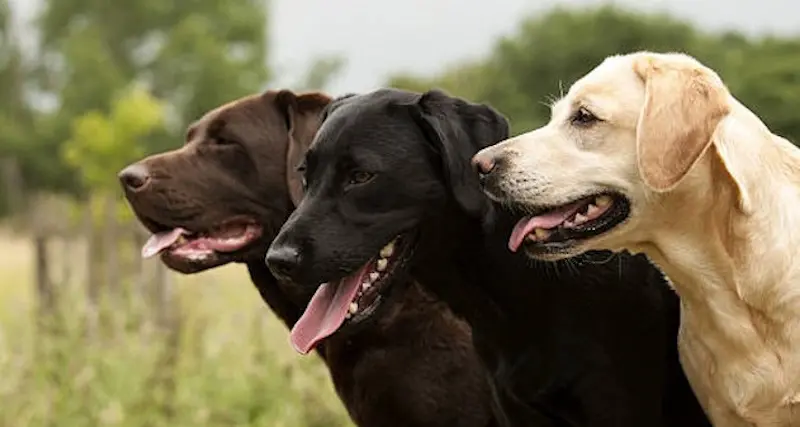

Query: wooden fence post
[[0, 157, 24, 215]]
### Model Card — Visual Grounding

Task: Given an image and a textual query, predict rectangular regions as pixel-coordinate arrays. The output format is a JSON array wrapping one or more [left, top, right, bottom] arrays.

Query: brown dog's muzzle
[[118, 163, 152, 193]]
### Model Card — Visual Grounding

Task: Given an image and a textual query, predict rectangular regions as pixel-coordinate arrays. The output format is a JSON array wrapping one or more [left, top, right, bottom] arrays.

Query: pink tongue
[[508, 200, 586, 252], [289, 266, 369, 354], [142, 228, 188, 258]]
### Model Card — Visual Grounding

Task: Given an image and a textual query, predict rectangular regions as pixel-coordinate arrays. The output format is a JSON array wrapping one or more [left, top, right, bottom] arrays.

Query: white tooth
[[369, 272, 380, 282], [379, 241, 395, 258], [377, 259, 388, 271], [361, 282, 371, 291], [345, 312, 352, 319], [574, 213, 587, 224], [563, 220, 575, 228], [595, 195, 612, 208], [526, 234, 537, 241], [586, 204, 600, 218], [349, 302, 358, 314], [534, 228, 550, 240]]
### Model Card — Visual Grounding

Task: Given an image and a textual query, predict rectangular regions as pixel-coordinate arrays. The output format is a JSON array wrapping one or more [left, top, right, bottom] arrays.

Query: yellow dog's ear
[[634, 54, 730, 192]]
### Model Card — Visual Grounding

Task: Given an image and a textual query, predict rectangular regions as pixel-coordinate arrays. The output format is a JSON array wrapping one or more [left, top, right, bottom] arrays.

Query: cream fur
[[475, 51, 800, 426]]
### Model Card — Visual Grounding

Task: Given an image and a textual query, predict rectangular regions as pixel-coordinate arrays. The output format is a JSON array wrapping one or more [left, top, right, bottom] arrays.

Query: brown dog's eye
[[349, 170, 375, 185], [571, 107, 599, 126], [213, 135, 236, 146]]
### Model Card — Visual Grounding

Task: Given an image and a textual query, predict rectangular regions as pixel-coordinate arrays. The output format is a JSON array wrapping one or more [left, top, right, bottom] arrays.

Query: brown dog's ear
[[634, 54, 730, 193], [274, 90, 332, 206]]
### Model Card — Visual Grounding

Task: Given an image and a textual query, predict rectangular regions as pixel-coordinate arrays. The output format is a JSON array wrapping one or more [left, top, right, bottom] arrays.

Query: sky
[[10, 0, 800, 94]]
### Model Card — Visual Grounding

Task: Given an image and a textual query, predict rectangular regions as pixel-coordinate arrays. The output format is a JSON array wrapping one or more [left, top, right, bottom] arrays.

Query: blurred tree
[[26, 0, 270, 197], [60, 86, 167, 324], [389, 6, 800, 143], [723, 37, 800, 142], [297, 55, 347, 91], [0, 0, 34, 215], [62, 86, 165, 194]]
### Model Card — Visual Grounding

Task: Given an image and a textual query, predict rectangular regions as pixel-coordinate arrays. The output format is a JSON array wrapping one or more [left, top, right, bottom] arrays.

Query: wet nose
[[265, 244, 303, 281], [472, 152, 497, 177], [118, 164, 151, 191]]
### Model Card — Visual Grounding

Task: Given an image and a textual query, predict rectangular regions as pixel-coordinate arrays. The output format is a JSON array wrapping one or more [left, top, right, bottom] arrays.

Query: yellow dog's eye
[[571, 107, 599, 126]]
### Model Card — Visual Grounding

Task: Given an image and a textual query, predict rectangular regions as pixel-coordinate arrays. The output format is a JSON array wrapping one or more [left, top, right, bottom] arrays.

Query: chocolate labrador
[[118, 90, 495, 427], [266, 89, 711, 427]]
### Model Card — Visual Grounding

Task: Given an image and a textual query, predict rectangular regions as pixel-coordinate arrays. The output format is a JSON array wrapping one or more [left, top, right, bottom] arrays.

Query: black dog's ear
[[274, 90, 332, 206], [406, 89, 510, 218]]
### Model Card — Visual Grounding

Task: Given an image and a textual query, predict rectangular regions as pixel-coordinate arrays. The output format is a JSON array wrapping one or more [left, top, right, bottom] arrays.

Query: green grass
[[0, 229, 354, 427]]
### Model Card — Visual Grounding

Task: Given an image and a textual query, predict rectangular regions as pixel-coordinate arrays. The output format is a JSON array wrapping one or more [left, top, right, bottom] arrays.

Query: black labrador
[[119, 90, 495, 427], [266, 89, 711, 427]]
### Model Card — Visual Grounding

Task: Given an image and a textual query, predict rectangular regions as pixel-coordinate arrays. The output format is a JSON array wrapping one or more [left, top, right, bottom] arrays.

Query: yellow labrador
[[472, 51, 800, 426]]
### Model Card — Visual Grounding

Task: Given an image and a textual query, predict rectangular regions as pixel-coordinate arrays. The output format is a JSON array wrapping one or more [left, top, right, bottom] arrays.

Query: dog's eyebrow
[[184, 124, 198, 144], [550, 98, 569, 117], [208, 117, 223, 131]]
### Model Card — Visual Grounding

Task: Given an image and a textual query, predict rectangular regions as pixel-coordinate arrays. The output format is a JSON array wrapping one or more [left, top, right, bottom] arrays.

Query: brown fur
[[120, 90, 496, 427]]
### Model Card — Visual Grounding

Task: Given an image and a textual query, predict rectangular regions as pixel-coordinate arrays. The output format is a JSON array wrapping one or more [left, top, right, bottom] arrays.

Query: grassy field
[[0, 228, 354, 427]]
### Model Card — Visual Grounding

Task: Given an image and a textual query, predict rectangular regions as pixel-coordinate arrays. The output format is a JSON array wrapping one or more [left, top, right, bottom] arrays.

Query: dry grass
[[0, 228, 354, 427]]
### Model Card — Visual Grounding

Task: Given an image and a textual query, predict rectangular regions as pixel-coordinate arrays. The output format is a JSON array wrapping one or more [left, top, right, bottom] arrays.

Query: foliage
[[0, 0, 270, 199], [63, 86, 165, 192], [0, 0, 34, 215], [0, 236, 354, 427], [297, 55, 348, 91], [389, 6, 800, 141]]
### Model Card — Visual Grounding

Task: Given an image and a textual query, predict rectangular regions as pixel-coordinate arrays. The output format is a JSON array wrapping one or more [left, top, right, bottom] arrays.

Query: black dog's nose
[[265, 245, 302, 280], [118, 164, 151, 191], [472, 152, 497, 176]]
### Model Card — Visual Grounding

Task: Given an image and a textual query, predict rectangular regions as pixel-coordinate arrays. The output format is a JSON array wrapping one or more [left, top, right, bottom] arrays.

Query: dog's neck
[[410, 200, 576, 344], [412, 201, 509, 328], [637, 113, 800, 410]]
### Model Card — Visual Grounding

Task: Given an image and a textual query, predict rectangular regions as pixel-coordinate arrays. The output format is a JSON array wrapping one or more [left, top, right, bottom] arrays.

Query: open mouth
[[141, 217, 263, 263], [289, 233, 416, 355], [508, 192, 630, 255]]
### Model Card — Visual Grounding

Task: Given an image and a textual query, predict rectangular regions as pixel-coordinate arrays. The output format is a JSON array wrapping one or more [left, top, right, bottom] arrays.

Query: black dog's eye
[[571, 107, 599, 126], [348, 170, 375, 185]]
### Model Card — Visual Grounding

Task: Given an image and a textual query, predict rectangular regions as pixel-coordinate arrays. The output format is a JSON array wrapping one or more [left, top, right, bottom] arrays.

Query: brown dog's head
[[119, 90, 331, 273]]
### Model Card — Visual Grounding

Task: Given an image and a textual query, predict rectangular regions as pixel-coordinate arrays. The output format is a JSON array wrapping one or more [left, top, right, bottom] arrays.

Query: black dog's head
[[266, 88, 509, 354], [119, 90, 330, 274]]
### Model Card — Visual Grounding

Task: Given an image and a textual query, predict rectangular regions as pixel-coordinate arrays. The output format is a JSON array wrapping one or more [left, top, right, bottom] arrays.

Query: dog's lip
[[290, 229, 420, 353], [344, 230, 418, 324], [145, 215, 258, 235], [142, 215, 264, 262], [512, 191, 631, 252]]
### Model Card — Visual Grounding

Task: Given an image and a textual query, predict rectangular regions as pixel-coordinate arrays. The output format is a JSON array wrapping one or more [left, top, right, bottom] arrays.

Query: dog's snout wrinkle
[[119, 163, 152, 191]]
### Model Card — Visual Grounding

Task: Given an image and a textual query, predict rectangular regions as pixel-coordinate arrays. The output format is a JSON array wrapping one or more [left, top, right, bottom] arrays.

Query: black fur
[[268, 89, 710, 427]]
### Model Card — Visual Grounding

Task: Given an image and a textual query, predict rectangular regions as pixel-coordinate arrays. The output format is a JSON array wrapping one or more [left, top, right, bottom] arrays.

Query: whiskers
[[539, 84, 566, 111]]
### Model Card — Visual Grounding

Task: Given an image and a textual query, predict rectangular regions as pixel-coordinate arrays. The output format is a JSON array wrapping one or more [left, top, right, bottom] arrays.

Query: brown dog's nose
[[472, 152, 497, 176], [118, 164, 151, 191]]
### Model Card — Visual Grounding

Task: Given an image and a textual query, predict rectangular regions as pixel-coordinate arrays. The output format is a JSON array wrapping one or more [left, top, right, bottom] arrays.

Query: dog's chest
[[678, 308, 800, 426]]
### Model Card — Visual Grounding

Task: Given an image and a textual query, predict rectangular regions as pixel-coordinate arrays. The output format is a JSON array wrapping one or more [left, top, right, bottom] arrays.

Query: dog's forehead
[[189, 95, 270, 139], [557, 55, 644, 119], [312, 100, 405, 152], [201, 94, 262, 121]]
